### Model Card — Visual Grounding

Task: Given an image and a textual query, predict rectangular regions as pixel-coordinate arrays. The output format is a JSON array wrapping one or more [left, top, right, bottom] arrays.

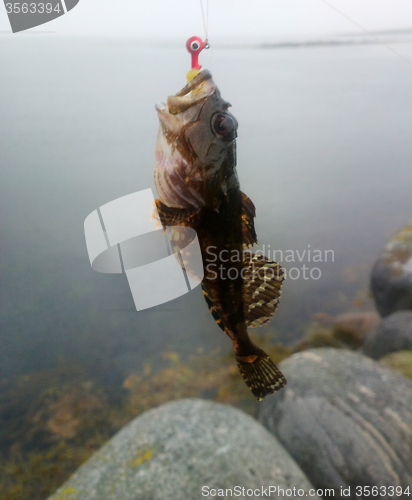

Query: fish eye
[[212, 113, 236, 140], [190, 41, 200, 51]]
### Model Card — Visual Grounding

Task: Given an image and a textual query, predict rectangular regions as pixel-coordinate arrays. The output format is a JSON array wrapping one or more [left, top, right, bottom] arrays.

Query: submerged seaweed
[[0, 343, 292, 500], [0, 273, 378, 500]]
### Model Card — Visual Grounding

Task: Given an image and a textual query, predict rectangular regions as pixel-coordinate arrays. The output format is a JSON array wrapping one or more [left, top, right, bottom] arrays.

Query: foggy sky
[[0, 0, 411, 40]]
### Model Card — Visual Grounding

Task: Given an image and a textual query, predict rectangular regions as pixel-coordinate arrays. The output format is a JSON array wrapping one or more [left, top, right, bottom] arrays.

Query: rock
[[333, 312, 381, 339], [296, 312, 381, 351], [314, 312, 381, 338], [371, 221, 412, 317], [380, 351, 412, 380], [48, 399, 320, 500], [363, 311, 412, 359], [258, 349, 412, 499]]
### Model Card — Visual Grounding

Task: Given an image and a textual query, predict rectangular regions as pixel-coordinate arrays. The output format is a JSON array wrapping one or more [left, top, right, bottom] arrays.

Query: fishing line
[[199, 0, 209, 44], [317, 0, 412, 68]]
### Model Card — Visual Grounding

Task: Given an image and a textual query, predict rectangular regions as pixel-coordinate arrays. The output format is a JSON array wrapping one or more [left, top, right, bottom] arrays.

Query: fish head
[[154, 70, 238, 209]]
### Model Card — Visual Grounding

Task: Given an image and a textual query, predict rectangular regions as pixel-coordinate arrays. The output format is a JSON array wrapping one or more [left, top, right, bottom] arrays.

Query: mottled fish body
[[154, 70, 286, 400]]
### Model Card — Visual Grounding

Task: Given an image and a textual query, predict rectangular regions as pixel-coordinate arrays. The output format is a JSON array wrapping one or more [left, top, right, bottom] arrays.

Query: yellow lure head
[[186, 68, 201, 82]]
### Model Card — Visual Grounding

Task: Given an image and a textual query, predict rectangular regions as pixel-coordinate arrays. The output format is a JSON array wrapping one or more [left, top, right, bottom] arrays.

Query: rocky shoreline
[[46, 220, 412, 500], [2, 221, 412, 500]]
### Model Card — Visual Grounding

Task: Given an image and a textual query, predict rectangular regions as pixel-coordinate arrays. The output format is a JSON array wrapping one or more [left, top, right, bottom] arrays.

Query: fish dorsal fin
[[155, 199, 202, 228], [241, 192, 257, 248], [242, 253, 285, 328]]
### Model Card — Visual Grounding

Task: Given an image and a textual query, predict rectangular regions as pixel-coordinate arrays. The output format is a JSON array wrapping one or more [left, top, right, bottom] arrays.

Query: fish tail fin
[[236, 347, 286, 400]]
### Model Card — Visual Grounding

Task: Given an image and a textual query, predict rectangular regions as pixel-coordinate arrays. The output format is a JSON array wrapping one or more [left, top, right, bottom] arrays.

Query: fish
[[153, 70, 286, 400]]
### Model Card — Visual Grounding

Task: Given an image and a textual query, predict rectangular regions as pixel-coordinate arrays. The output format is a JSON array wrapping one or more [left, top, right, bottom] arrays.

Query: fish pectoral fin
[[241, 192, 258, 248], [242, 253, 285, 328], [155, 199, 203, 229]]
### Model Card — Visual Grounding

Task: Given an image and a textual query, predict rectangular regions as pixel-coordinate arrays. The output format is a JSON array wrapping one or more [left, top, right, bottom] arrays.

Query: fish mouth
[[174, 70, 212, 97], [167, 70, 216, 115], [155, 70, 216, 132]]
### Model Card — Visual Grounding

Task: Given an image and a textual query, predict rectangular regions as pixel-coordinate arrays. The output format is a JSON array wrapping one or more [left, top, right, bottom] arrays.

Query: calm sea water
[[1, 36, 412, 384]]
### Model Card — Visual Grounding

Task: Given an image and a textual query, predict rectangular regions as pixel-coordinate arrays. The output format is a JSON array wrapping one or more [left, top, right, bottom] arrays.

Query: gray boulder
[[363, 311, 412, 359], [371, 221, 412, 317], [258, 349, 412, 499], [48, 398, 320, 500]]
